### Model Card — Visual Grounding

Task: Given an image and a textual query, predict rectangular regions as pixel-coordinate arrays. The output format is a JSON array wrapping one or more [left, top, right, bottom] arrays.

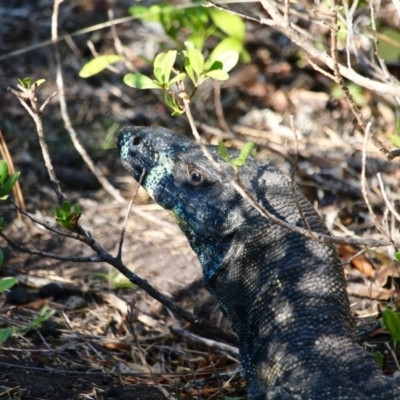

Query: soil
[[1, 1, 400, 399]]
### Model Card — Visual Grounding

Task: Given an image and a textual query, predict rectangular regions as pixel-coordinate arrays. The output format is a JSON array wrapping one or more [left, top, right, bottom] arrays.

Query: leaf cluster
[[0, 160, 20, 201], [128, 3, 248, 60], [218, 141, 255, 170], [54, 201, 81, 231], [124, 43, 239, 115]]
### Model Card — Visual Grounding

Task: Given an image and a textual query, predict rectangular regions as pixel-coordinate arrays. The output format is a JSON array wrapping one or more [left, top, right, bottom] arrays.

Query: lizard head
[[117, 126, 251, 279]]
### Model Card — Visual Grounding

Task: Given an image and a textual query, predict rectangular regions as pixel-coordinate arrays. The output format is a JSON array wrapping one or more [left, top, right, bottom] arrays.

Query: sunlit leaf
[[209, 8, 245, 41], [123, 73, 161, 89], [206, 38, 242, 70], [0, 172, 20, 196], [235, 142, 255, 167], [204, 70, 229, 81], [382, 309, 400, 348], [153, 50, 177, 84], [218, 141, 231, 163], [187, 48, 204, 78], [79, 55, 122, 78], [0, 277, 17, 293], [0, 161, 9, 185], [169, 72, 187, 85]]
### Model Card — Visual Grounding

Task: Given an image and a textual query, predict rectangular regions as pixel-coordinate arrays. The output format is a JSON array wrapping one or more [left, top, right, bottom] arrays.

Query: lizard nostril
[[133, 136, 141, 146]]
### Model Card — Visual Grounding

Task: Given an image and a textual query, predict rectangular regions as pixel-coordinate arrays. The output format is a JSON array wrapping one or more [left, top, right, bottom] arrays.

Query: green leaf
[[0, 277, 17, 293], [218, 141, 232, 164], [0, 217, 4, 231], [55, 218, 71, 230], [0, 250, 3, 268], [184, 63, 196, 84], [128, 4, 173, 23], [18, 78, 32, 88], [184, 41, 195, 50], [382, 309, 400, 347], [153, 50, 177, 84], [79, 55, 122, 78], [61, 201, 71, 215], [204, 70, 229, 81], [216, 50, 239, 72], [169, 72, 187, 85], [0, 172, 20, 196], [0, 327, 13, 344], [123, 73, 161, 89], [206, 38, 242, 70], [235, 142, 255, 167], [33, 79, 46, 88], [209, 8, 245, 42], [53, 205, 62, 219], [164, 93, 183, 115], [153, 66, 164, 83], [187, 48, 204, 78], [375, 350, 384, 368], [0, 161, 9, 185], [72, 204, 80, 214], [395, 252, 400, 262]]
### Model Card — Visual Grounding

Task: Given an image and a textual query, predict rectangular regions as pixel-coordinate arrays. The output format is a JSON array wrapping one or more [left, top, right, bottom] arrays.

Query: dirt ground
[[1, 1, 400, 399]]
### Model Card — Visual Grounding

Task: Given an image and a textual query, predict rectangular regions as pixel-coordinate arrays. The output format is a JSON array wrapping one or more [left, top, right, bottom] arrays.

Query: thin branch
[[208, 0, 400, 97], [0, 232, 101, 262], [51, 0, 127, 205], [7, 85, 65, 204], [384, 341, 400, 371], [377, 173, 400, 226], [117, 169, 145, 259], [289, 116, 314, 237]]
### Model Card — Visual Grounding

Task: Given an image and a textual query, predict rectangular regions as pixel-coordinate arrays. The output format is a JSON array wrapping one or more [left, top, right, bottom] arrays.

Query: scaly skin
[[118, 126, 400, 399]]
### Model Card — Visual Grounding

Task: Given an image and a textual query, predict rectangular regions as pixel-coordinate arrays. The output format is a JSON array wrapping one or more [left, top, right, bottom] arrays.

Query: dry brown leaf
[[338, 244, 375, 278]]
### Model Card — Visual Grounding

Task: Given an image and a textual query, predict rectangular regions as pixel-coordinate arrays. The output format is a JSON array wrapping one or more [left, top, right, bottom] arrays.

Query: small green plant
[[128, 3, 248, 60], [93, 269, 136, 290], [123, 43, 238, 115], [381, 308, 400, 348], [22, 304, 56, 333], [218, 141, 255, 171], [78, 55, 122, 78], [375, 350, 384, 368], [0, 160, 20, 200], [17, 77, 46, 90], [0, 277, 18, 344], [54, 201, 81, 231]]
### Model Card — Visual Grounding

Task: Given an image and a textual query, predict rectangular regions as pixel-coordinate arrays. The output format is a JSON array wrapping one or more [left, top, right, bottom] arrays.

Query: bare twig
[[384, 341, 400, 371], [51, 0, 126, 205], [213, 81, 231, 133], [289, 116, 314, 237], [377, 173, 400, 225], [117, 169, 145, 259], [208, 0, 400, 97], [7, 85, 64, 203]]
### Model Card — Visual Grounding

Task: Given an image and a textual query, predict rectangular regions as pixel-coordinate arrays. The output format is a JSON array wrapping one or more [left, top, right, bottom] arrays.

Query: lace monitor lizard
[[118, 126, 400, 400]]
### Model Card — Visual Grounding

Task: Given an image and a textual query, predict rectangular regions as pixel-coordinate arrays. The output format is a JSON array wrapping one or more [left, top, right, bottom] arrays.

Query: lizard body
[[118, 126, 400, 399]]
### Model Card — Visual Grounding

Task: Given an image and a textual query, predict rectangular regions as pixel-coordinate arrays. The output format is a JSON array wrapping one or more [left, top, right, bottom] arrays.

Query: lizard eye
[[188, 169, 202, 186], [132, 136, 141, 146]]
